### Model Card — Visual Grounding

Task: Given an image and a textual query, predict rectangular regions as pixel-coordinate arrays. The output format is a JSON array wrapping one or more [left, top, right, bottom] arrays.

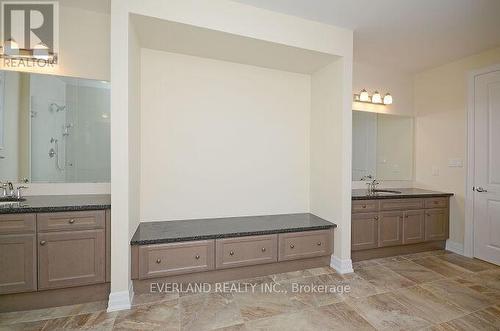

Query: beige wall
[[0, 1, 110, 81], [140, 49, 311, 221], [414, 47, 500, 245]]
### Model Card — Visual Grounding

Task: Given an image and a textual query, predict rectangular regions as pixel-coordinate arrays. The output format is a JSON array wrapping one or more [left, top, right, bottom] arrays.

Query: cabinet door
[[0, 234, 37, 294], [379, 211, 404, 247], [38, 230, 105, 290], [425, 208, 449, 241], [352, 213, 379, 251], [403, 210, 426, 244]]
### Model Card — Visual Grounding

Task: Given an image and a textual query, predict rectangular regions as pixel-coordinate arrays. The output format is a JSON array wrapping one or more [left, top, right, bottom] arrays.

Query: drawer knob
[[374, 216, 379, 220], [229, 251, 234, 256], [362, 205, 367, 208], [290, 244, 295, 249], [261, 247, 266, 252], [156, 258, 161, 264], [40, 240, 46, 246], [317, 242, 322, 246], [195, 255, 200, 260], [69, 219, 75, 224]]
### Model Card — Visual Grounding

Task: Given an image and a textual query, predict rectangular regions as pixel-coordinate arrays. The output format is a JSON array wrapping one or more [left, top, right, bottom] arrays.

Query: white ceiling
[[233, 0, 500, 73]]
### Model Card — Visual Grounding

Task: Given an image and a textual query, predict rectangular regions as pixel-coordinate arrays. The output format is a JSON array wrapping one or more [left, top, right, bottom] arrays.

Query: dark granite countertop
[[131, 213, 336, 245], [0, 194, 111, 214], [352, 188, 453, 200]]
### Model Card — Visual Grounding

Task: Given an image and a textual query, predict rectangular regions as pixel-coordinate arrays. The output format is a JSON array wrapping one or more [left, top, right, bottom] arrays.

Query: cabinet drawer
[[139, 240, 215, 279], [278, 230, 332, 261], [424, 197, 448, 209], [380, 199, 424, 211], [37, 210, 105, 232], [216, 235, 277, 269], [0, 214, 35, 234], [352, 200, 379, 213]]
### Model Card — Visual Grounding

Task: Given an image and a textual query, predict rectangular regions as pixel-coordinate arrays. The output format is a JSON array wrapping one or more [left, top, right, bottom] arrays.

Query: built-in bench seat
[[130, 213, 336, 291]]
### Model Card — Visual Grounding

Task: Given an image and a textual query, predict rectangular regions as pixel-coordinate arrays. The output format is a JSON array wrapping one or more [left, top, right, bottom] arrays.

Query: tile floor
[[0, 250, 499, 330]]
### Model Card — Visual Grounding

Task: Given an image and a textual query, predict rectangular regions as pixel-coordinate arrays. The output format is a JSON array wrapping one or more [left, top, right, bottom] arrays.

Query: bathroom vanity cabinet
[[351, 189, 453, 261], [0, 210, 109, 294], [0, 195, 111, 312]]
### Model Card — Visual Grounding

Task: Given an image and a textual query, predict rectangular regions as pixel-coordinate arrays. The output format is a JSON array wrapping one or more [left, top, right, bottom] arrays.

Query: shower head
[[50, 103, 66, 112]]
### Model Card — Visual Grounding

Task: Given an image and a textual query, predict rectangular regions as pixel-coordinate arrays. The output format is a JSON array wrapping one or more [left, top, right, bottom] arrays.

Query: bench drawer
[[352, 200, 379, 213], [216, 235, 277, 269], [424, 197, 448, 209], [37, 211, 105, 232], [278, 230, 332, 261], [139, 240, 215, 279], [380, 199, 424, 211], [0, 214, 35, 234]]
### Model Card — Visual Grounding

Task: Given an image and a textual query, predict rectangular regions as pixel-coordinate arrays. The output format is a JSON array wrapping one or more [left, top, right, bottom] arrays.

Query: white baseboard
[[330, 255, 354, 274], [107, 283, 134, 312], [445, 240, 464, 255]]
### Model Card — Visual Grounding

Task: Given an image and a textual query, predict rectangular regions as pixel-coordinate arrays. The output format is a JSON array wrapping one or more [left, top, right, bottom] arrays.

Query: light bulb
[[4, 38, 19, 56], [383, 93, 393, 105], [359, 89, 370, 102], [372, 91, 382, 104]]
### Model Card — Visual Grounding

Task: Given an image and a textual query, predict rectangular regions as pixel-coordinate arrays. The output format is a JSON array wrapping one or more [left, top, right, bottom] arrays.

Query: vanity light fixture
[[0, 39, 57, 63], [353, 89, 393, 105]]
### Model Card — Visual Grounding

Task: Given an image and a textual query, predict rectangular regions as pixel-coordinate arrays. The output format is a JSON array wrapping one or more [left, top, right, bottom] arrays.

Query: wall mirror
[[352, 110, 413, 181], [0, 70, 110, 183]]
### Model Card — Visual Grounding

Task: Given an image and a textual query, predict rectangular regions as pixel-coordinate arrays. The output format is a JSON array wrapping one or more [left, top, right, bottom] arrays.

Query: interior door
[[473, 69, 500, 265]]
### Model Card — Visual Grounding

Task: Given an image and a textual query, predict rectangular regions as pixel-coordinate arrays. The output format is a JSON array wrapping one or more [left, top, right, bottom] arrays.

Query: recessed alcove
[[129, 14, 347, 224], [110, 3, 353, 304]]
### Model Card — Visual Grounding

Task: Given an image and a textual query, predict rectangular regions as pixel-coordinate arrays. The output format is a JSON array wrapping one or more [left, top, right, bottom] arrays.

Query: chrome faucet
[[367, 179, 380, 194], [0, 181, 28, 199]]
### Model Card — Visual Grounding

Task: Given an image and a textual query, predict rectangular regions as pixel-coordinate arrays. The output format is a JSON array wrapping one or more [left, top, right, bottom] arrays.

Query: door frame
[[465, 64, 500, 258]]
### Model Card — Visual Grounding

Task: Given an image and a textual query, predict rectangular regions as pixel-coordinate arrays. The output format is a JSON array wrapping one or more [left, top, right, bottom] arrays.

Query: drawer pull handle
[[374, 216, 379, 220], [156, 258, 161, 264], [290, 244, 295, 249], [317, 242, 322, 246], [40, 240, 46, 246], [229, 251, 234, 256], [69, 219, 75, 224], [195, 255, 200, 260], [261, 247, 266, 252]]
